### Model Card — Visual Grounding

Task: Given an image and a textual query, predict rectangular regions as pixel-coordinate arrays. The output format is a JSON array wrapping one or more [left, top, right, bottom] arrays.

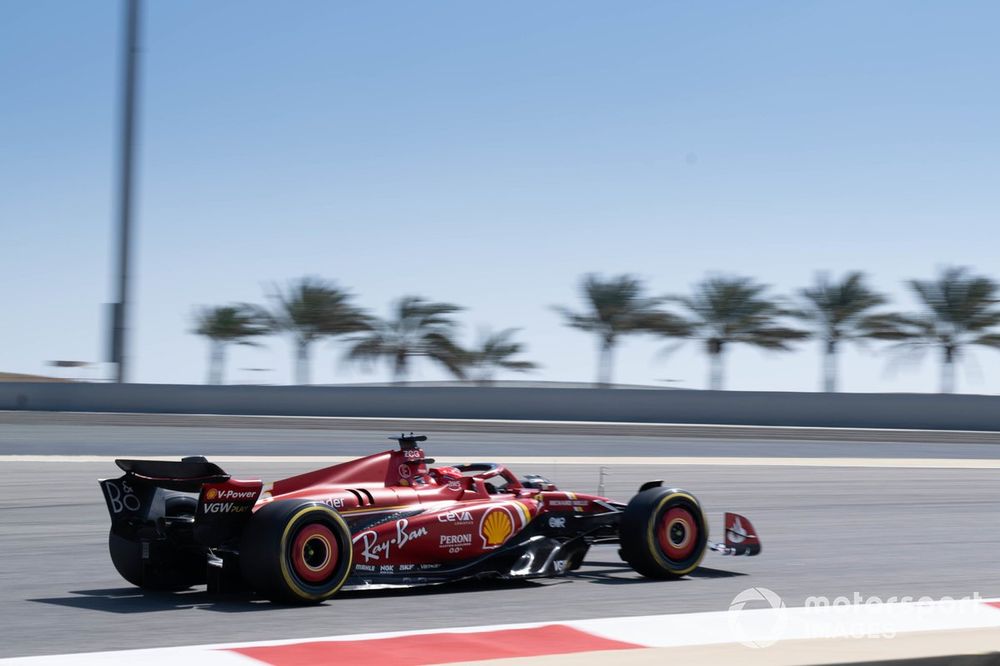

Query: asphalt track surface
[[3, 421, 1000, 658]]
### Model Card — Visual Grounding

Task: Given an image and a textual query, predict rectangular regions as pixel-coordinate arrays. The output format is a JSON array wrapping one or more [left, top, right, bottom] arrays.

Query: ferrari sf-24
[[100, 434, 760, 603]]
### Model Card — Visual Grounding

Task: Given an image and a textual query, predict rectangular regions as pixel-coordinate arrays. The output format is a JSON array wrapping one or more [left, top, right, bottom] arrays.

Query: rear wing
[[99, 457, 262, 546], [114, 457, 229, 491]]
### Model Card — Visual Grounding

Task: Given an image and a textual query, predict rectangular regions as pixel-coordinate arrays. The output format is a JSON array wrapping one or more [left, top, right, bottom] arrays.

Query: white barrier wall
[[1, 383, 999, 431]]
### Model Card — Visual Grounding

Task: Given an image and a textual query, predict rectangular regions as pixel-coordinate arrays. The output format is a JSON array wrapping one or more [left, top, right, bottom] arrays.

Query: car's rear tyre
[[108, 493, 205, 590], [619, 488, 708, 579], [239, 501, 353, 604]]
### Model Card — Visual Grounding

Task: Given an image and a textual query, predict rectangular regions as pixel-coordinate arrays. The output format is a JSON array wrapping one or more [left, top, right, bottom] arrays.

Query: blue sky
[[2, 1, 999, 391]]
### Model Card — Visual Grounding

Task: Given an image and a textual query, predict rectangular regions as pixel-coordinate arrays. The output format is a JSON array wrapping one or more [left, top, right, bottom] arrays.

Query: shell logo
[[479, 506, 514, 549], [205, 488, 218, 501]]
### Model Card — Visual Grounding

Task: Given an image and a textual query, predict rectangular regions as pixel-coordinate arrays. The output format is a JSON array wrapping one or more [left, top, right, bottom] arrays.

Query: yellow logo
[[205, 488, 218, 501], [479, 506, 514, 549]]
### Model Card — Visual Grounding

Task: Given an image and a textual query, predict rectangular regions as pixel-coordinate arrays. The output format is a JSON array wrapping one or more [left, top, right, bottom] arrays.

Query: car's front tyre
[[619, 487, 708, 579]]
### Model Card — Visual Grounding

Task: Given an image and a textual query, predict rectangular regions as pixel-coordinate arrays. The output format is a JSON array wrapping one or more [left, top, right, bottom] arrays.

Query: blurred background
[[1, 1, 998, 392]]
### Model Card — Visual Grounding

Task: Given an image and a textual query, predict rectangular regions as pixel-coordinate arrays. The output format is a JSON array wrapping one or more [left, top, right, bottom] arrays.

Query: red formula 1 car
[[99, 434, 760, 603]]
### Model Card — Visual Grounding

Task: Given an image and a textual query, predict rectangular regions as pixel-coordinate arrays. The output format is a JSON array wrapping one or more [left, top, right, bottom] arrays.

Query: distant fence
[[1, 382, 999, 431]]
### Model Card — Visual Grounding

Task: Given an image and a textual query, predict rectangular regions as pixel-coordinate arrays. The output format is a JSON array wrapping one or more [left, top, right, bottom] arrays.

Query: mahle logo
[[727, 587, 787, 648]]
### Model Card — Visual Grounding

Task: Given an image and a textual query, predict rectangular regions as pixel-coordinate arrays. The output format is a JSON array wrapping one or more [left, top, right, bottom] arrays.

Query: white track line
[[5, 598, 1000, 665], [4, 455, 1000, 468]]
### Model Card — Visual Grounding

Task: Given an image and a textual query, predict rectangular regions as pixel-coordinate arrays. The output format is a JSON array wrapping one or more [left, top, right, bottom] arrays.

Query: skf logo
[[548, 516, 566, 529], [479, 506, 514, 549]]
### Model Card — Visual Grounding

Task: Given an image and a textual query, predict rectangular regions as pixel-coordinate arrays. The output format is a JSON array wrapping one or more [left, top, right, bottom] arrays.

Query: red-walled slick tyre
[[619, 488, 708, 579], [239, 501, 353, 604]]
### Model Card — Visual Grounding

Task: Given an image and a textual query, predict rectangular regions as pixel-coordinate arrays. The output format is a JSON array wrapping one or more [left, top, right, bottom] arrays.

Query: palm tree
[[670, 276, 809, 390], [797, 272, 903, 392], [467, 328, 539, 385], [346, 296, 466, 382], [555, 274, 688, 386], [269, 277, 370, 385], [193, 304, 270, 384], [884, 267, 1000, 393]]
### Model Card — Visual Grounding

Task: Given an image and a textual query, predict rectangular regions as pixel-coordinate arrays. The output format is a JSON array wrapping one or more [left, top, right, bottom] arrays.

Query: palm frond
[[887, 268, 1000, 386], [344, 295, 467, 379], [193, 303, 271, 343], [974, 333, 1000, 349], [467, 328, 539, 381], [556, 274, 683, 340], [268, 277, 370, 343], [672, 275, 808, 349], [551, 306, 603, 333]]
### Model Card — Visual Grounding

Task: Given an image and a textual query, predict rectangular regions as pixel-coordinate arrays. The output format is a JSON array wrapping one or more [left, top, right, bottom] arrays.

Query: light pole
[[110, 0, 141, 382]]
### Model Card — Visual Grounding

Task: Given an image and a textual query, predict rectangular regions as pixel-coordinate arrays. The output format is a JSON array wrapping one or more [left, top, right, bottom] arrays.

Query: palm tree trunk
[[941, 346, 956, 393], [213, 342, 226, 385], [206, 341, 222, 385], [295, 341, 310, 385], [822, 340, 837, 393], [707, 340, 724, 390], [393, 352, 408, 385], [597, 339, 614, 387], [709, 353, 724, 390]]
